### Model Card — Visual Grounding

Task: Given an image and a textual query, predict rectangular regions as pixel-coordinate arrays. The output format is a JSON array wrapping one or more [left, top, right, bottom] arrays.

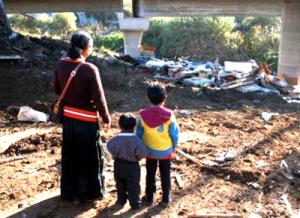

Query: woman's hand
[[103, 122, 111, 129], [103, 118, 111, 129]]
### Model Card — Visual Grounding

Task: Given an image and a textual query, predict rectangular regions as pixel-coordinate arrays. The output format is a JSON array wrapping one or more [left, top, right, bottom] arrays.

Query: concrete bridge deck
[[4, 0, 123, 13], [4, 0, 287, 15]]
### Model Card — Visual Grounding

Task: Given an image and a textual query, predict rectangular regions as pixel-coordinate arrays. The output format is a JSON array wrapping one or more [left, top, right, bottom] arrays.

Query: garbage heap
[[116, 55, 300, 103]]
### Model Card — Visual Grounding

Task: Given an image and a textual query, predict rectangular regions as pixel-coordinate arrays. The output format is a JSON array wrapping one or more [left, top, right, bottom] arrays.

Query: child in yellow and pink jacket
[[136, 84, 179, 207]]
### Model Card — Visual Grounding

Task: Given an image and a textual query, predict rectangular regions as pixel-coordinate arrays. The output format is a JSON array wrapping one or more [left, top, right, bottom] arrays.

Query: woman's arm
[[53, 63, 61, 95], [89, 65, 111, 124]]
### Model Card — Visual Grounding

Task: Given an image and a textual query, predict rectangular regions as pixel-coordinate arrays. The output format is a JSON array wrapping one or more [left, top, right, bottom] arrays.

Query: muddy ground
[[0, 35, 300, 218]]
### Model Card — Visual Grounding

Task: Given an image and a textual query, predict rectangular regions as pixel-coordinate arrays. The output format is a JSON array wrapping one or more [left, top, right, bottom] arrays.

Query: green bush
[[10, 13, 77, 39], [143, 16, 281, 70], [94, 32, 124, 52], [10, 14, 46, 35], [236, 17, 281, 70], [48, 13, 77, 39], [143, 17, 239, 60]]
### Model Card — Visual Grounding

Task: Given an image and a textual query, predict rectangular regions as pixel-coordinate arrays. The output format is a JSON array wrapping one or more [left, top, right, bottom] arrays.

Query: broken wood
[[0, 155, 27, 165], [259, 63, 272, 75], [188, 213, 242, 218], [282, 184, 297, 217], [176, 149, 203, 165], [220, 75, 255, 87], [221, 80, 255, 89], [0, 55, 23, 61], [174, 173, 184, 189], [12, 47, 23, 53]]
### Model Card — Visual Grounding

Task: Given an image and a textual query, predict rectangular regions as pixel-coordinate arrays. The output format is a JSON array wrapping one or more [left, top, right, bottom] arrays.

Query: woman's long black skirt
[[60, 117, 105, 202]]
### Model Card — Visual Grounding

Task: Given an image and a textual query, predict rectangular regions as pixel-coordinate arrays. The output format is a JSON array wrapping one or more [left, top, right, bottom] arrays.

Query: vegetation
[[92, 16, 280, 70], [9, 12, 281, 70], [142, 16, 281, 69], [9, 13, 77, 39], [93, 32, 124, 53]]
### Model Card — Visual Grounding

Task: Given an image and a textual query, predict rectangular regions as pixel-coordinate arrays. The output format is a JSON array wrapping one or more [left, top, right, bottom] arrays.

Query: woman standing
[[54, 31, 111, 203]]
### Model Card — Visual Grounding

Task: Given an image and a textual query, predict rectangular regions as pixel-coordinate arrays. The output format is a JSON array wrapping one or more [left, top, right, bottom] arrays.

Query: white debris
[[17, 106, 49, 123], [247, 182, 262, 190], [215, 150, 236, 163], [237, 84, 279, 94], [224, 61, 255, 73], [261, 112, 279, 122], [179, 110, 192, 116]]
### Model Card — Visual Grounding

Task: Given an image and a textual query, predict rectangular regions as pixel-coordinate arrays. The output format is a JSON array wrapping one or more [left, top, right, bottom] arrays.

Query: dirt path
[[0, 126, 57, 153], [0, 35, 300, 217], [0, 107, 299, 218]]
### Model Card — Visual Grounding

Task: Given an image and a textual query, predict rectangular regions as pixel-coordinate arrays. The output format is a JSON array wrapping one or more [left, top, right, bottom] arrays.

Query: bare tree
[[0, 0, 12, 35]]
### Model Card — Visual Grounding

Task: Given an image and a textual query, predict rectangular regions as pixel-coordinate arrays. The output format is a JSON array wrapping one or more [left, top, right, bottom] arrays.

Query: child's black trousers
[[114, 159, 141, 208], [145, 159, 171, 203]]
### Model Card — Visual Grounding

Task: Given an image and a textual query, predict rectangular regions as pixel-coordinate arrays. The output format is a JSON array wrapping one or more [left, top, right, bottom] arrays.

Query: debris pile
[[116, 55, 300, 103]]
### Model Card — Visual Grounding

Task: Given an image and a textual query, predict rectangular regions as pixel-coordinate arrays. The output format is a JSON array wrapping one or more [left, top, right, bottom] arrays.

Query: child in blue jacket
[[107, 114, 148, 210], [136, 84, 179, 207]]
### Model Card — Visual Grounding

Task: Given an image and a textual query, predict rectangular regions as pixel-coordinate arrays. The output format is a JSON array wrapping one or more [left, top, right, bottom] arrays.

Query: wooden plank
[[0, 155, 27, 165], [0, 55, 23, 60], [176, 149, 203, 165], [221, 80, 255, 89], [188, 213, 242, 218], [174, 173, 184, 189], [220, 75, 255, 87]]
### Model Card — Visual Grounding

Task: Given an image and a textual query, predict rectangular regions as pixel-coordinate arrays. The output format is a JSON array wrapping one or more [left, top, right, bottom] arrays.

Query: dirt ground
[[0, 35, 300, 218]]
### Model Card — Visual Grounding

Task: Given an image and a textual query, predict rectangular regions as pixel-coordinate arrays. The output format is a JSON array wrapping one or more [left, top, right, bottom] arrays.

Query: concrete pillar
[[118, 16, 150, 58], [279, 2, 300, 85], [122, 30, 144, 58]]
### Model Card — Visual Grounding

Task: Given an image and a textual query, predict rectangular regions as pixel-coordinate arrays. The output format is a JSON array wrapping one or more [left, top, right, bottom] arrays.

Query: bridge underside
[[137, 0, 284, 17], [4, 0, 123, 13], [5, 0, 285, 16]]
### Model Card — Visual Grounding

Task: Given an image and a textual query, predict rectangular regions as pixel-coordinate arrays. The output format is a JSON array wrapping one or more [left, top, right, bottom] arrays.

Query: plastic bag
[[17, 106, 49, 123]]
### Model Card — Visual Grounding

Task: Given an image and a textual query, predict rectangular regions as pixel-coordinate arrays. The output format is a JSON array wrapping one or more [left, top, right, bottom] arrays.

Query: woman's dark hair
[[119, 113, 136, 132], [147, 84, 167, 105], [67, 31, 92, 59]]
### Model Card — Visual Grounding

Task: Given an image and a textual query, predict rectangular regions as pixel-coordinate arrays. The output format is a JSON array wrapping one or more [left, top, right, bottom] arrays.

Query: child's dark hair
[[147, 84, 167, 105], [68, 31, 92, 59], [119, 113, 136, 132]]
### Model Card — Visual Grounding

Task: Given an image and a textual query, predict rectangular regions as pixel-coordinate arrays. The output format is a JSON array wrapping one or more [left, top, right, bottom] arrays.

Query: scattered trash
[[117, 54, 299, 102], [280, 160, 289, 169], [237, 84, 279, 94], [215, 150, 236, 163], [179, 110, 192, 116], [224, 61, 256, 73], [224, 175, 231, 180], [182, 77, 212, 87], [261, 112, 279, 122], [200, 160, 219, 166], [17, 106, 49, 123], [292, 169, 300, 177], [23, 168, 37, 174], [279, 160, 294, 180], [253, 160, 269, 169], [174, 173, 184, 189], [247, 182, 262, 190], [205, 106, 213, 110], [0, 55, 23, 61]]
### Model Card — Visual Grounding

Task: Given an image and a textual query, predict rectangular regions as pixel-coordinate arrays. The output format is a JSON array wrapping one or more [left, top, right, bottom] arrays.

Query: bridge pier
[[279, 2, 300, 85], [118, 17, 150, 58]]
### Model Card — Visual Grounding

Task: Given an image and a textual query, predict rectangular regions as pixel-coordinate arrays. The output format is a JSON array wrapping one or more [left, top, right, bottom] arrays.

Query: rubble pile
[[116, 55, 300, 103]]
